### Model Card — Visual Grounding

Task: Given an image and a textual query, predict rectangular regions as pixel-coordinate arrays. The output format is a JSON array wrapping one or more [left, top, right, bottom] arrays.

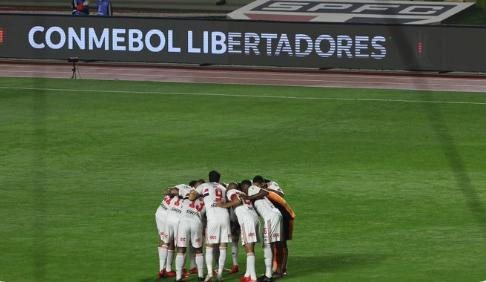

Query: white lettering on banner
[[45, 26, 66, 49], [295, 34, 313, 57], [261, 33, 278, 55], [167, 30, 181, 53], [352, 4, 400, 13], [399, 5, 443, 15], [315, 35, 335, 58], [371, 36, 386, 59], [228, 32, 242, 54], [25, 26, 387, 60], [89, 28, 109, 50], [244, 33, 261, 55], [187, 31, 201, 53], [68, 27, 85, 50], [354, 35, 369, 58], [262, 1, 307, 11], [211, 32, 227, 54], [201, 0, 475, 24], [275, 34, 293, 56], [112, 28, 126, 51], [203, 31, 209, 53], [128, 29, 143, 52], [28, 26, 45, 49], [145, 29, 166, 52], [336, 35, 353, 58], [308, 3, 352, 12]]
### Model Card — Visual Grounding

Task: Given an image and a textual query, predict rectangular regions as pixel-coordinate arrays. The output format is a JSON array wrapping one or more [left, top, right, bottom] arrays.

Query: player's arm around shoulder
[[267, 181, 285, 197], [245, 185, 269, 201], [216, 192, 241, 209], [190, 183, 208, 200]]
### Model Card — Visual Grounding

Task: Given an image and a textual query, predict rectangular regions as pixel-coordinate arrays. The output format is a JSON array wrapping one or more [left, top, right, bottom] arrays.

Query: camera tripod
[[68, 57, 81, 79]]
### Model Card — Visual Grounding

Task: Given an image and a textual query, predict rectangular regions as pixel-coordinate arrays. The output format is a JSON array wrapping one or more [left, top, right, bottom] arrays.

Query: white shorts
[[177, 218, 203, 248], [206, 217, 232, 244], [262, 212, 282, 244], [165, 215, 180, 243], [155, 206, 168, 241], [238, 214, 260, 245]]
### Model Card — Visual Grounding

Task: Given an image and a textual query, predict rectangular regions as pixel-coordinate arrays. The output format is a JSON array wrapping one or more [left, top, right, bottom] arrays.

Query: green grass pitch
[[1, 77, 486, 282]]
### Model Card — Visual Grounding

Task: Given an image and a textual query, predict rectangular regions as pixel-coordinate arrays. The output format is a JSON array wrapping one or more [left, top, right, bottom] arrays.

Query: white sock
[[231, 242, 239, 266], [175, 253, 185, 280], [158, 246, 168, 271], [244, 255, 250, 278], [166, 249, 174, 272], [263, 244, 273, 278], [218, 247, 227, 277], [247, 252, 256, 280], [196, 253, 204, 278], [205, 246, 213, 277]]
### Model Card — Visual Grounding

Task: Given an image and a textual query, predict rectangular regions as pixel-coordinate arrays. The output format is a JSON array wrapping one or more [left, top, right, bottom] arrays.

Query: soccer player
[[217, 181, 260, 282], [264, 179, 295, 277], [244, 176, 283, 282], [195, 170, 231, 282], [186, 179, 206, 275], [265, 180, 284, 197], [155, 187, 178, 279], [175, 189, 206, 282], [229, 195, 240, 274], [163, 185, 186, 277]]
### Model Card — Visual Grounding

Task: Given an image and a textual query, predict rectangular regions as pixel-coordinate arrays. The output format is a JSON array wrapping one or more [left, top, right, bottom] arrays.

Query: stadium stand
[[0, 0, 483, 23], [0, 0, 252, 12]]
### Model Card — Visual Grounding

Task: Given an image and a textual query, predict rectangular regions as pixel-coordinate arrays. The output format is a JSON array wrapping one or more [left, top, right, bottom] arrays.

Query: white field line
[[1, 69, 486, 91], [1, 86, 486, 106]]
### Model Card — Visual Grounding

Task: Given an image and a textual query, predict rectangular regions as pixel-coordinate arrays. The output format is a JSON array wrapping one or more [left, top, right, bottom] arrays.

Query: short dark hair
[[188, 180, 197, 187], [252, 175, 264, 184], [209, 170, 221, 183], [240, 179, 252, 187]]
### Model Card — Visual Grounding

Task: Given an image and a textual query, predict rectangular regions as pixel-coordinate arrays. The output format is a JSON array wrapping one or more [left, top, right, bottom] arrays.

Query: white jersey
[[160, 195, 183, 243], [155, 194, 173, 241], [177, 198, 205, 248], [227, 189, 260, 245], [196, 182, 229, 220], [267, 181, 284, 195], [247, 185, 280, 219], [227, 189, 258, 219], [175, 184, 193, 198], [159, 194, 172, 211], [180, 198, 205, 221], [167, 195, 184, 218]]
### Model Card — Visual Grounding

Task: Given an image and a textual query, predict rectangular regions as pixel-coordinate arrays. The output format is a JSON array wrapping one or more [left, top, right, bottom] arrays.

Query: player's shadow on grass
[[289, 253, 386, 277]]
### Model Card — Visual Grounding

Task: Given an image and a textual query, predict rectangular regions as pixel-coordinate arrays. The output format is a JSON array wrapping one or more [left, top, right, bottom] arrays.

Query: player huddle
[[155, 170, 295, 282]]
